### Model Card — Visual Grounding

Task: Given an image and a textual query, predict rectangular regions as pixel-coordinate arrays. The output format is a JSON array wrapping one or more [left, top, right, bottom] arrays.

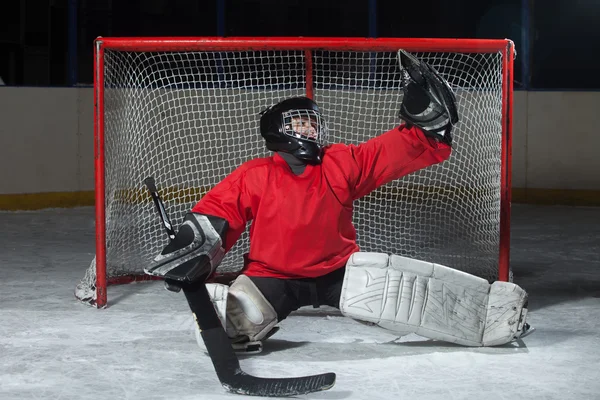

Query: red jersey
[[192, 125, 451, 279]]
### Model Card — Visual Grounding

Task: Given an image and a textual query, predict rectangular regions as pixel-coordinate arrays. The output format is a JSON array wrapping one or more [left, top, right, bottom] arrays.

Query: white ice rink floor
[[1, 204, 599, 400]]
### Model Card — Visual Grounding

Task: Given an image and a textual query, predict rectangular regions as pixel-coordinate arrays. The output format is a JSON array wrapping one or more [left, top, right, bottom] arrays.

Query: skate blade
[[519, 325, 536, 339], [232, 341, 263, 355]]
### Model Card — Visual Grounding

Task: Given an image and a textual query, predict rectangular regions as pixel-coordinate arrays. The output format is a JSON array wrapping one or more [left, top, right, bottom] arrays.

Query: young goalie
[[145, 50, 532, 354]]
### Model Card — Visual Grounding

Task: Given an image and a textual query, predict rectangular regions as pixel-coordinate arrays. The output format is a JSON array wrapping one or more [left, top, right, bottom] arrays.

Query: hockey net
[[76, 37, 514, 308]]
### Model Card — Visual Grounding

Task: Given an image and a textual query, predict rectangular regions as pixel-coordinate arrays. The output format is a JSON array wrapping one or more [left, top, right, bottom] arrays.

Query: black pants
[[248, 267, 346, 322]]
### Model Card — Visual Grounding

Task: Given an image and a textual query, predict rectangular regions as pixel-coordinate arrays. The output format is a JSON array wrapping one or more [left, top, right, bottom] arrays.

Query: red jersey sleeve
[[348, 124, 452, 200], [190, 165, 254, 252]]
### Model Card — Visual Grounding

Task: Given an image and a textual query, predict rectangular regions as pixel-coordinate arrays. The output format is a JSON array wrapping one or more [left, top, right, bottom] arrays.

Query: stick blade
[[190, 286, 337, 397], [222, 371, 336, 397]]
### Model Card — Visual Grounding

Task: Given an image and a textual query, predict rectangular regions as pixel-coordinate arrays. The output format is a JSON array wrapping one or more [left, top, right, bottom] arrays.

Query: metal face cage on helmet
[[281, 109, 328, 145]]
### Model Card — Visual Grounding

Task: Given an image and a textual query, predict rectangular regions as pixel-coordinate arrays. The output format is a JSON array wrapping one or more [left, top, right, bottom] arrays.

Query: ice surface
[[1, 205, 599, 399]]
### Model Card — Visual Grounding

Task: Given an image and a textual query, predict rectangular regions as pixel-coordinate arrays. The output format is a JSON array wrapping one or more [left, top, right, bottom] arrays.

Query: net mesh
[[76, 47, 506, 304]]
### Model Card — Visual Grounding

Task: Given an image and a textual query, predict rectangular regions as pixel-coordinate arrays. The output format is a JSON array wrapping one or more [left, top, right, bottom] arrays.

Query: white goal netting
[[76, 46, 508, 305]]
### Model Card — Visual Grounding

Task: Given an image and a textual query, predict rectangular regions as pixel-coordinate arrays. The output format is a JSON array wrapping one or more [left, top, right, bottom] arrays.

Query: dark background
[[0, 0, 598, 89]]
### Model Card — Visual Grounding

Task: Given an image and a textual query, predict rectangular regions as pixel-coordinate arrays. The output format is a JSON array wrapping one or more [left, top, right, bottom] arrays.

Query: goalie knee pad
[[340, 252, 530, 347], [226, 275, 279, 343], [194, 276, 279, 354]]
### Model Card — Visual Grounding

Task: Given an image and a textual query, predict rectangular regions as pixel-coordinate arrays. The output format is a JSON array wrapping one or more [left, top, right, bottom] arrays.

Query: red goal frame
[[93, 37, 514, 308]]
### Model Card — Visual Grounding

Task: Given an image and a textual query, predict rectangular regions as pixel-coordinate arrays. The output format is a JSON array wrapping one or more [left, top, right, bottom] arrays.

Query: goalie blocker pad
[[144, 213, 228, 284], [340, 252, 530, 347]]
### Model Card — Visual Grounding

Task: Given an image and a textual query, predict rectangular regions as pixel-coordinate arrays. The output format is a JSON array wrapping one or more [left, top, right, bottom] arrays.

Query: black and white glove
[[398, 50, 459, 145], [144, 212, 228, 291]]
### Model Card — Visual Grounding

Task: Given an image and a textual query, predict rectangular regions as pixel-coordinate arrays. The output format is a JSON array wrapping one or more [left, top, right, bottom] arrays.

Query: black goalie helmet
[[259, 96, 328, 165]]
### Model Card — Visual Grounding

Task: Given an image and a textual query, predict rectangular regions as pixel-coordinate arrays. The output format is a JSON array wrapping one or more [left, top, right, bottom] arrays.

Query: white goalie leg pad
[[484, 281, 530, 346], [340, 252, 529, 346], [225, 274, 278, 343]]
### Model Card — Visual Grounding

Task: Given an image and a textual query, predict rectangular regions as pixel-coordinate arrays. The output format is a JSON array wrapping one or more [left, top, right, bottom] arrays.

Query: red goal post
[[80, 37, 514, 308]]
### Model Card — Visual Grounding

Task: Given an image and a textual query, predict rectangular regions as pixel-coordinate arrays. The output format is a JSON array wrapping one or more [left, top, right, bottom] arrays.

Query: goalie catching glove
[[144, 212, 228, 289], [398, 49, 459, 145]]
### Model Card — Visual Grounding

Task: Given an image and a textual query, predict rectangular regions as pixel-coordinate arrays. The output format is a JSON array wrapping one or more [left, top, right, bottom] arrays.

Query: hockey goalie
[[145, 50, 532, 356]]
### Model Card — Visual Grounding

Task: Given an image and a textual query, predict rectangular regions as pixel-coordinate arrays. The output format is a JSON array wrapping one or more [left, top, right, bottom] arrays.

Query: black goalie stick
[[143, 177, 336, 397]]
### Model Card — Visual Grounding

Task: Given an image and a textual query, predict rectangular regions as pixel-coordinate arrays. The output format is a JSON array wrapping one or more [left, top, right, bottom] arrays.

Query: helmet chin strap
[[277, 151, 307, 176]]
